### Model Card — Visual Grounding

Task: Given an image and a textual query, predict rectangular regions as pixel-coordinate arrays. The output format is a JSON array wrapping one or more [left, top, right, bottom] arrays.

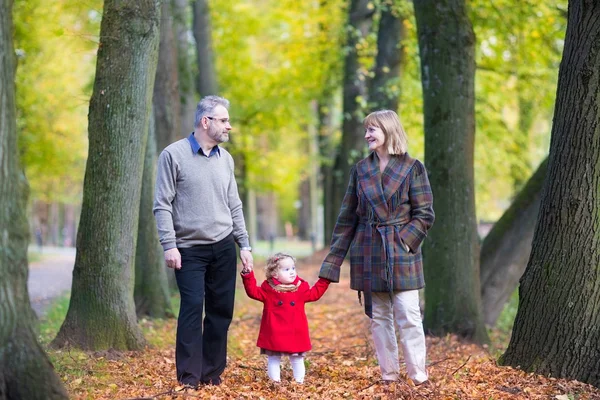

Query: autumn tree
[[193, 0, 217, 96], [154, 0, 181, 153], [501, 0, 600, 386], [325, 0, 375, 242], [136, 0, 184, 301], [480, 158, 547, 325], [414, 0, 489, 343], [52, 0, 161, 350], [135, 111, 173, 318], [0, 0, 68, 397], [173, 0, 197, 132], [368, 1, 406, 111]]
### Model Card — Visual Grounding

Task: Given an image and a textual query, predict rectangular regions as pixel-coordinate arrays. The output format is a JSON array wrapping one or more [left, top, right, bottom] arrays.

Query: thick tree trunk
[[480, 158, 547, 326], [135, 111, 173, 319], [52, 0, 161, 350], [192, 0, 218, 96], [0, 0, 68, 397], [414, 0, 489, 344], [154, 0, 181, 153], [368, 5, 405, 111], [501, 1, 600, 387], [326, 0, 375, 239]]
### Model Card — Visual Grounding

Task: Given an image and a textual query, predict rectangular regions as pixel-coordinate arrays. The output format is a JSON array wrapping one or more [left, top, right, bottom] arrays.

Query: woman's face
[[365, 125, 386, 153]]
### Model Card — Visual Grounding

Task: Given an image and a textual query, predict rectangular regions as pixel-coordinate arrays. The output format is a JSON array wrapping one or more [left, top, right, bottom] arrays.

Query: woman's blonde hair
[[363, 110, 408, 155], [265, 252, 296, 279]]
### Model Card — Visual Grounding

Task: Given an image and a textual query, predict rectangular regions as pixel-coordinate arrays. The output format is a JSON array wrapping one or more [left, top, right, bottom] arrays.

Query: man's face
[[274, 257, 297, 284], [206, 105, 232, 144]]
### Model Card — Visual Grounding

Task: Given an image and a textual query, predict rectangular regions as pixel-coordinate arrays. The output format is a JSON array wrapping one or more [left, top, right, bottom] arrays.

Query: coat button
[[277, 300, 283, 306], [290, 301, 295, 306]]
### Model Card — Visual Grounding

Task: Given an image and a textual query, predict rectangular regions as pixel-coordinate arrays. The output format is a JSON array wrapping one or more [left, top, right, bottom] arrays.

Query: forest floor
[[41, 250, 600, 400]]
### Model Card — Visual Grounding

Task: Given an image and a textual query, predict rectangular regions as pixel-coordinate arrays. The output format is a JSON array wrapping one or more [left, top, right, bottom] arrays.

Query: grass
[[38, 293, 71, 345], [487, 289, 519, 358]]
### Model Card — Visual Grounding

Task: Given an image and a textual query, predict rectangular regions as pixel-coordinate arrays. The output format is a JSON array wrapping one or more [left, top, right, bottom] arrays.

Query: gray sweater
[[153, 136, 250, 251]]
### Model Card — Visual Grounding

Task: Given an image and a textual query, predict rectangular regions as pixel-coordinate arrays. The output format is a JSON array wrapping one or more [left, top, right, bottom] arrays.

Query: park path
[[28, 246, 76, 316]]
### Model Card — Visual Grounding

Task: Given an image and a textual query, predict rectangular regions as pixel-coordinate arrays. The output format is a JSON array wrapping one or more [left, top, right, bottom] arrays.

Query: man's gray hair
[[194, 96, 230, 128]]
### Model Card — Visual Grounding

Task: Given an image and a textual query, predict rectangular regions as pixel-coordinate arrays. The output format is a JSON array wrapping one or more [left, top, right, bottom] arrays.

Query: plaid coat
[[319, 152, 434, 317]]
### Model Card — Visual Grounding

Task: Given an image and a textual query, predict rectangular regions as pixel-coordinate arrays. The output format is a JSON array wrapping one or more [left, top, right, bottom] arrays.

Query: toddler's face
[[274, 257, 297, 284]]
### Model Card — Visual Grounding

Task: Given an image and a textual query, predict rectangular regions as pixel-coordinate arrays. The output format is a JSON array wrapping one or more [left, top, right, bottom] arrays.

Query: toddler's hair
[[265, 252, 296, 279]]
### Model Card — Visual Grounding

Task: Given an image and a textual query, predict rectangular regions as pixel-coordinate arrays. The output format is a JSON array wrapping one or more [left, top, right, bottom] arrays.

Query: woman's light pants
[[371, 290, 428, 384]]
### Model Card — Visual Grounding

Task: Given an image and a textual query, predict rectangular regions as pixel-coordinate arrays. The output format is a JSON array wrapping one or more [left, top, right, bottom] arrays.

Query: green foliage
[[13, 0, 567, 224], [470, 0, 566, 218], [211, 0, 346, 223], [13, 0, 102, 204]]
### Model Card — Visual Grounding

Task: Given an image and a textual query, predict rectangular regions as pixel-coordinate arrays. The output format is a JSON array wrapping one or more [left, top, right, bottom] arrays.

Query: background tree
[[325, 0, 375, 242], [173, 0, 198, 133], [154, 0, 181, 153], [470, 1, 566, 220], [414, 0, 489, 343], [52, 0, 161, 350], [501, 0, 600, 386], [193, 0, 217, 96], [480, 158, 547, 325], [0, 0, 67, 396], [134, 110, 173, 319], [13, 0, 101, 247], [368, 1, 406, 111]]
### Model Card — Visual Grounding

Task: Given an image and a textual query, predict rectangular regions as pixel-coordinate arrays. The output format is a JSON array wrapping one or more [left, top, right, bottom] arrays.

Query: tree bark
[[154, 0, 181, 154], [172, 0, 198, 135], [414, 0, 489, 344], [368, 4, 405, 111], [480, 158, 547, 326], [134, 110, 173, 319], [192, 0, 218, 96], [52, 0, 161, 350], [326, 0, 375, 241], [0, 0, 68, 396], [501, 1, 600, 387]]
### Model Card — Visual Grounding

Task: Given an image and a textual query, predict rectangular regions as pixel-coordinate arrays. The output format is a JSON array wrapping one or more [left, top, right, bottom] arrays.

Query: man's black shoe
[[200, 377, 222, 386]]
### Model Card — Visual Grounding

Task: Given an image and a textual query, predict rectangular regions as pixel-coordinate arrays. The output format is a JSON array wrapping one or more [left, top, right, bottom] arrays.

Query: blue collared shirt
[[187, 132, 221, 158]]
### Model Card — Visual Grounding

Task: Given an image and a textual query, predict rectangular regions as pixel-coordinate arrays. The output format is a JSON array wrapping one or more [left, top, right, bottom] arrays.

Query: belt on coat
[[358, 216, 410, 318]]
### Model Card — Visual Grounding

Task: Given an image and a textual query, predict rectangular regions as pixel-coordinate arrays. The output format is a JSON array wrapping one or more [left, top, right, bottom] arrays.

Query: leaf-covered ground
[[50, 253, 600, 399]]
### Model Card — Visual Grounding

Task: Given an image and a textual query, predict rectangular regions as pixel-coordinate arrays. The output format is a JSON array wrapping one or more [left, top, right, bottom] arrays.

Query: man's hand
[[164, 248, 182, 270], [240, 249, 253, 271]]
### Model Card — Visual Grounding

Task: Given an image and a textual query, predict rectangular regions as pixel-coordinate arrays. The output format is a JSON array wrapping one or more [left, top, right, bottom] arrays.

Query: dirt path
[[28, 246, 76, 316]]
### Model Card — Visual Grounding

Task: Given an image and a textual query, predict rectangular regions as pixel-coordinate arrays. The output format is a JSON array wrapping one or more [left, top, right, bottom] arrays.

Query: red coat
[[241, 271, 330, 353]]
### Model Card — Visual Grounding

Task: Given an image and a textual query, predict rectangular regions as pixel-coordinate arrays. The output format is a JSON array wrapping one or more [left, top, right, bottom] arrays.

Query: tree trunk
[[154, 0, 181, 154], [326, 0, 375, 239], [172, 0, 198, 135], [0, 0, 68, 396], [52, 0, 161, 350], [368, 5, 405, 111], [501, 1, 600, 387], [192, 0, 218, 96], [135, 111, 173, 319], [480, 158, 547, 326], [414, 0, 489, 344]]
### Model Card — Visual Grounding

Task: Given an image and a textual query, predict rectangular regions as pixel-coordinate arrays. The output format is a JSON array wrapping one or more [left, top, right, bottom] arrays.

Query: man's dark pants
[[175, 234, 237, 385]]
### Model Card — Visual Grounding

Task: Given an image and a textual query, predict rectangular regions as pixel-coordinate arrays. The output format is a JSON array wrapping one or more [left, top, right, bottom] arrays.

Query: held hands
[[240, 249, 253, 274], [164, 248, 182, 270]]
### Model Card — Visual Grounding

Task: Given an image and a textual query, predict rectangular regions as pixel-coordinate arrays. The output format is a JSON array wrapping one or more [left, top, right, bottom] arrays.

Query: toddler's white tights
[[267, 355, 305, 383]]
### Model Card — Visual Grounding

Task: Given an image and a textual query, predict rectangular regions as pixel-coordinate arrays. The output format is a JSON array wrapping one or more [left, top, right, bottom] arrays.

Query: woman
[[319, 110, 434, 385]]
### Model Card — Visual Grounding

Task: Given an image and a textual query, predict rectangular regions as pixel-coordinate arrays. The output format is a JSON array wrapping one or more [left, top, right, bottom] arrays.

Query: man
[[153, 95, 253, 387]]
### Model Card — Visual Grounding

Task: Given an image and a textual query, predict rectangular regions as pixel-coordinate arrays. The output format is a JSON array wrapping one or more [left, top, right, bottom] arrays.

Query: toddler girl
[[241, 252, 330, 383]]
